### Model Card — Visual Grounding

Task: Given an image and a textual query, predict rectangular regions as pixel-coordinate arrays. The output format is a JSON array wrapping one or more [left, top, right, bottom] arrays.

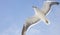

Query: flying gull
[[21, 1, 59, 35]]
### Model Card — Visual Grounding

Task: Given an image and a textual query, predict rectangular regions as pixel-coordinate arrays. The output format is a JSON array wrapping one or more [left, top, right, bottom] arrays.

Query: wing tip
[[56, 2, 60, 5]]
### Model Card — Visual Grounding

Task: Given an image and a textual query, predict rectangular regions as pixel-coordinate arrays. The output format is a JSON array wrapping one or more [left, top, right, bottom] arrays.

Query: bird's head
[[32, 6, 38, 8]]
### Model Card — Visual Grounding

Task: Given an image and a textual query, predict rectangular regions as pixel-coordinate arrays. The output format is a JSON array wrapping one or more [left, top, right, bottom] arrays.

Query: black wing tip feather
[[21, 26, 26, 35], [56, 2, 60, 5]]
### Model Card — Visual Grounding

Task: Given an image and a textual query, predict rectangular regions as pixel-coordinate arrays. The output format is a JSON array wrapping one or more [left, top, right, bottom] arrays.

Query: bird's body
[[21, 1, 59, 35]]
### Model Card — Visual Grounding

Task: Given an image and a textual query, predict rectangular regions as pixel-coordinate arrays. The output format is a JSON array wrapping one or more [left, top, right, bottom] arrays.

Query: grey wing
[[41, 1, 59, 15], [41, 1, 51, 15], [22, 15, 40, 35]]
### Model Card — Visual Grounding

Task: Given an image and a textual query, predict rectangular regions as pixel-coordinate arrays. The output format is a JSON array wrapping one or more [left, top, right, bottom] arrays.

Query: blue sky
[[0, 0, 60, 35]]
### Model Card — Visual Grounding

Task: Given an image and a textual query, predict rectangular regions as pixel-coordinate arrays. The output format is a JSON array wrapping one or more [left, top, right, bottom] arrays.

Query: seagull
[[21, 1, 59, 35]]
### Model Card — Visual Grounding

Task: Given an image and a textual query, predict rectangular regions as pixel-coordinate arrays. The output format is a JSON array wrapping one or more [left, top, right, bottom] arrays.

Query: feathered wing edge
[[22, 25, 26, 35], [42, 1, 59, 15], [21, 15, 40, 35], [22, 22, 32, 35]]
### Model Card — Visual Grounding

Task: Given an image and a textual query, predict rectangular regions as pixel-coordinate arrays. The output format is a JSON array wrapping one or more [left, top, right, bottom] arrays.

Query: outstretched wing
[[22, 15, 40, 35], [22, 1, 60, 35], [41, 1, 59, 15]]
